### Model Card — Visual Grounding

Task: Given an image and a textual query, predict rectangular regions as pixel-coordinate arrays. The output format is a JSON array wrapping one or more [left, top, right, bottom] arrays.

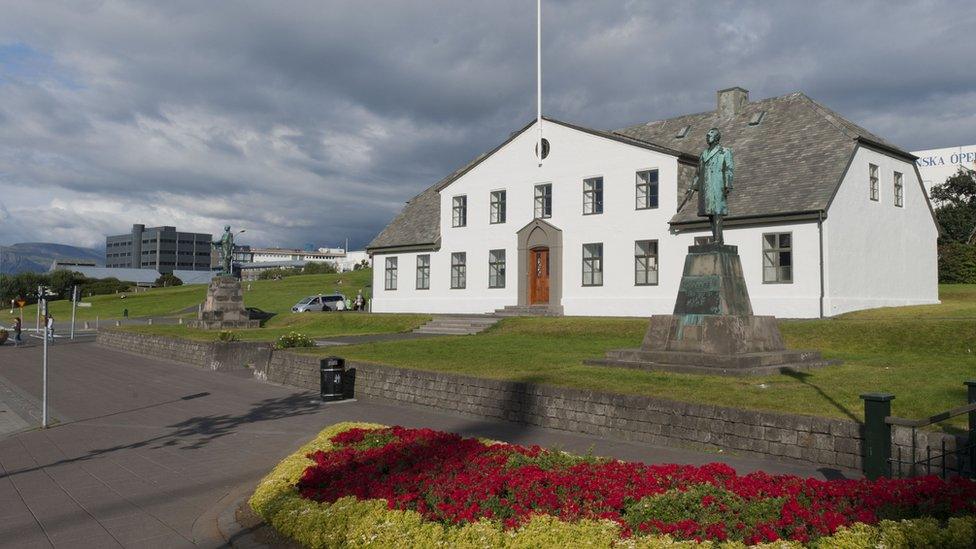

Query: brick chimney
[[717, 87, 749, 118]]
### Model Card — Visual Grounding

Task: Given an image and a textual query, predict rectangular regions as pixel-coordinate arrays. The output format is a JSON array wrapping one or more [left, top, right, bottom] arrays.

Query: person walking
[[12, 316, 22, 347], [46, 314, 55, 343]]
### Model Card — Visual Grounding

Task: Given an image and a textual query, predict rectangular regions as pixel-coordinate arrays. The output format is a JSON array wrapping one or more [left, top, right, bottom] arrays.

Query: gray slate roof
[[367, 185, 442, 251], [615, 92, 912, 224], [367, 91, 914, 251]]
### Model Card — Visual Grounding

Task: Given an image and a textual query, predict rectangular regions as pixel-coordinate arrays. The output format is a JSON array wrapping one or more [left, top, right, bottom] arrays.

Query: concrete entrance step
[[492, 305, 561, 317], [413, 315, 500, 335]]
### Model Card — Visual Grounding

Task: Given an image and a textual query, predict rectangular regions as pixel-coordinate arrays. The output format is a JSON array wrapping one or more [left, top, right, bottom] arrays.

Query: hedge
[[938, 243, 976, 283], [250, 422, 976, 548]]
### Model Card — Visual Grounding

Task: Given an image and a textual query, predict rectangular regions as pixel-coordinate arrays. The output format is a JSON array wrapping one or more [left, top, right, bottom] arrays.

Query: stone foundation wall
[[101, 330, 968, 475], [96, 329, 271, 372]]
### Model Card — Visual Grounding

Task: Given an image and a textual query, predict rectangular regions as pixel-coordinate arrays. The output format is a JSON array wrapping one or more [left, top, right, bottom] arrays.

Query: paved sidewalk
[[0, 343, 852, 548]]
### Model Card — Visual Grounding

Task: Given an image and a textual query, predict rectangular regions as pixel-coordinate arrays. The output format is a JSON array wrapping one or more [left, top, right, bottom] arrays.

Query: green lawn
[[315, 285, 976, 429], [14, 270, 374, 322], [120, 312, 431, 341]]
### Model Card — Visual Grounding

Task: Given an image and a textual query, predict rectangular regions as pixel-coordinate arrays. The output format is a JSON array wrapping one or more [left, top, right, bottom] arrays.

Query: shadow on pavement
[[0, 391, 322, 480]]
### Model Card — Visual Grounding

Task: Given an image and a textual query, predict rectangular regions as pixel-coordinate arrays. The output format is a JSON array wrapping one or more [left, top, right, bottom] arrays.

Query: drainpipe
[[818, 211, 825, 318]]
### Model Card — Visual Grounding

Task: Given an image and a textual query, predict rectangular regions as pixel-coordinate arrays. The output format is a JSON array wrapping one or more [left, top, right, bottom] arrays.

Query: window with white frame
[[534, 184, 552, 219], [762, 233, 792, 283], [488, 249, 506, 288], [635, 240, 659, 286], [583, 177, 604, 215], [452, 195, 467, 227], [869, 164, 879, 201], [416, 254, 430, 290], [636, 170, 659, 209], [582, 243, 603, 286], [894, 172, 904, 207], [450, 252, 466, 289], [384, 257, 398, 290], [490, 190, 506, 224]]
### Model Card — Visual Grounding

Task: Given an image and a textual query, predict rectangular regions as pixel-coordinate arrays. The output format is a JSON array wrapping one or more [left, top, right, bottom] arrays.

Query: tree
[[930, 167, 976, 243], [154, 273, 184, 287]]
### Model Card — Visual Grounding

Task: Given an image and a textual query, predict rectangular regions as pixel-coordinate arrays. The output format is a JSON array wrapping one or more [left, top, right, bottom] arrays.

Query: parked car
[[291, 294, 347, 313]]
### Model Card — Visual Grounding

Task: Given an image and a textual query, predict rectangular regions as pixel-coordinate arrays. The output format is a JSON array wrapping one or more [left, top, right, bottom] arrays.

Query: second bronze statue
[[680, 128, 734, 244]]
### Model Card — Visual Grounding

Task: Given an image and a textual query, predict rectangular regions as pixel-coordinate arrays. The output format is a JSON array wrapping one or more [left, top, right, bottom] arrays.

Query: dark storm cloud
[[0, 0, 974, 249]]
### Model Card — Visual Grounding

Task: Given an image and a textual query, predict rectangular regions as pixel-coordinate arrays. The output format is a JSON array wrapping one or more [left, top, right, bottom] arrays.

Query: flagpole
[[537, 0, 543, 167]]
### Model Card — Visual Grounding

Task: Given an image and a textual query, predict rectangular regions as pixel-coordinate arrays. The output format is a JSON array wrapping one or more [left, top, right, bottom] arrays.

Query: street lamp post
[[38, 285, 49, 428]]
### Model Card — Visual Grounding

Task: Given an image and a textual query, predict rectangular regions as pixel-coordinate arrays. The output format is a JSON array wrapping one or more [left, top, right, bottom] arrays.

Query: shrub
[[216, 330, 239, 342], [154, 273, 183, 287], [938, 243, 976, 283], [275, 331, 315, 349], [258, 262, 338, 280]]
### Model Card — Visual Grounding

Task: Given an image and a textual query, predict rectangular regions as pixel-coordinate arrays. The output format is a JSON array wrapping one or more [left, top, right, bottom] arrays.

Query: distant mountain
[[0, 243, 104, 275]]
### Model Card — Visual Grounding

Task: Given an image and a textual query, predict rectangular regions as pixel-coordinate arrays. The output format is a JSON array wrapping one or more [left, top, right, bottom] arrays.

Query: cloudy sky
[[0, 1, 973, 250]]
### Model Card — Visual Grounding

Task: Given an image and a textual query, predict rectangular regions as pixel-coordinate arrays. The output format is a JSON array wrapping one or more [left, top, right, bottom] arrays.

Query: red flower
[[294, 426, 976, 546]]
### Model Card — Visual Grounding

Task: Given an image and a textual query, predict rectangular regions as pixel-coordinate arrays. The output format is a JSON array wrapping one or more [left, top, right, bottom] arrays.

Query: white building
[[241, 247, 346, 264], [336, 250, 371, 272], [367, 88, 939, 319], [912, 144, 976, 196]]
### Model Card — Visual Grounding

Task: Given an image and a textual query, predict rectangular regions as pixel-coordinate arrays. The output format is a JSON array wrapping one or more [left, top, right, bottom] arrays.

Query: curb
[[193, 481, 266, 548]]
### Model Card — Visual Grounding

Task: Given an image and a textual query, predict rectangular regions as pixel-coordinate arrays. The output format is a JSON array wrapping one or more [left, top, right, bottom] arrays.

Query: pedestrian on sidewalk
[[46, 314, 55, 343], [12, 316, 22, 347]]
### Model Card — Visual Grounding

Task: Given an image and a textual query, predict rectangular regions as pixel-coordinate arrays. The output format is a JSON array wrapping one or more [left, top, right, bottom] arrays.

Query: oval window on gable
[[535, 138, 550, 160]]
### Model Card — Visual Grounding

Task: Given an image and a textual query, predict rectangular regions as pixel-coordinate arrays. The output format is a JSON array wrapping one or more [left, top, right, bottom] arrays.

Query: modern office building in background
[[912, 144, 976, 197], [105, 224, 212, 274]]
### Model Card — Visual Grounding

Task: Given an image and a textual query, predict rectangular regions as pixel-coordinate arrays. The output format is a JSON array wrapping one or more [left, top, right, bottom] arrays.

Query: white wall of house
[[371, 121, 841, 318], [823, 146, 939, 315]]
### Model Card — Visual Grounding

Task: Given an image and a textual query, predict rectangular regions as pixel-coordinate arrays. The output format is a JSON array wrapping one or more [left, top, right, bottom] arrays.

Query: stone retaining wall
[[101, 330, 968, 475], [96, 329, 271, 372]]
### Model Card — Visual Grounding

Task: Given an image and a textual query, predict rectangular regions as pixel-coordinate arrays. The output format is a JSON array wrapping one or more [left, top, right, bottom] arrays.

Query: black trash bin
[[320, 356, 345, 402]]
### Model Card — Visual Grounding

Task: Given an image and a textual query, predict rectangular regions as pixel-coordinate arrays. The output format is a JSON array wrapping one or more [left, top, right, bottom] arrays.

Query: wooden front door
[[529, 247, 550, 304]]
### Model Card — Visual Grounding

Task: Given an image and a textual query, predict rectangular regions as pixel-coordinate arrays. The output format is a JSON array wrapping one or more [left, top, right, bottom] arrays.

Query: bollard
[[179, 317, 183, 325], [966, 381, 976, 477], [84, 321, 90, 330], [861, 393, 894, 479], [115, 320, 121, 327], [147, 318, 153, 325]]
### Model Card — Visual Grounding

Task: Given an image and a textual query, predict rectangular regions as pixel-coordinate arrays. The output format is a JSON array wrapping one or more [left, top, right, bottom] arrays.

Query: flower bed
[[251, 422, 976, 548]]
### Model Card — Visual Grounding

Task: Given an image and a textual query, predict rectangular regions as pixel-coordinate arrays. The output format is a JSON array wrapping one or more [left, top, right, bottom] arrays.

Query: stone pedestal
[[185, 276, 260, 330], [587, 244, 836, 376]]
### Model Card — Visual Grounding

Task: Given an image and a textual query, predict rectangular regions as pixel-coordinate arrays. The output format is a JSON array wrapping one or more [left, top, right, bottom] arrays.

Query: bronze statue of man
[[682, 128, 734, 244], [213, 225, 235, 276]]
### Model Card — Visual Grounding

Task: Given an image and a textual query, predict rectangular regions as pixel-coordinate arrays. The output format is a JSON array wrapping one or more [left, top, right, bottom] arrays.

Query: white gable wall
[[823, 146, 939, 315]]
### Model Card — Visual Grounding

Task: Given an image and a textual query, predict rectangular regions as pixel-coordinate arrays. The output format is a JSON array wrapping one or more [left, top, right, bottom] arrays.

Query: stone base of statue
[[185, 276, 260, 330], [586, 243, 837, 376]]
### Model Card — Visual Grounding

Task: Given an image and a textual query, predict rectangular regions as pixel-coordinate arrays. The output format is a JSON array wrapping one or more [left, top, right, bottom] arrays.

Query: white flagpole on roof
[[537, 0, 543, 167]]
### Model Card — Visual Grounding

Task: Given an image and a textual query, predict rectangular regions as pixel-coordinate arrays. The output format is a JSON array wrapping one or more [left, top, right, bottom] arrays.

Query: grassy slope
[[100, 269, 430, 340], [328, 285, 976, 427], [15, 270, 374, 322]]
